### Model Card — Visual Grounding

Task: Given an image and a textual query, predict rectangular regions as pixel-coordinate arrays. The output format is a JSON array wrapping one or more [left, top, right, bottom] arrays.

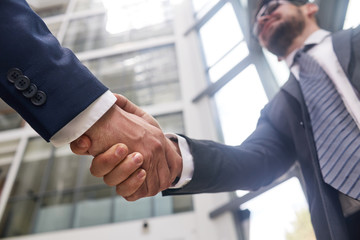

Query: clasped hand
[[70, 94, 182, 201]]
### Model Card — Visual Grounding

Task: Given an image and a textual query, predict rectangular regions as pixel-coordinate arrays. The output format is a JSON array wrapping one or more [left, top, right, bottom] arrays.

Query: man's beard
[[266, 10, 305, 57]]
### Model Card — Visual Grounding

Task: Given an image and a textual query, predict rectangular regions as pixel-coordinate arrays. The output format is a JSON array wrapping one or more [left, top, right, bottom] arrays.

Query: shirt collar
[[285, 29, 331, 68]]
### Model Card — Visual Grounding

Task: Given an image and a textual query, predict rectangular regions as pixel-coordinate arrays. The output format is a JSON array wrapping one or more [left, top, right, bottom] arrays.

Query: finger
[[70, 135, 92, 155], [116, 169, 146, 199], [114, 94, 146, 117], [90, 143, 128, 177], [124, 184, 149, 202], [103, 153, 143, 186]]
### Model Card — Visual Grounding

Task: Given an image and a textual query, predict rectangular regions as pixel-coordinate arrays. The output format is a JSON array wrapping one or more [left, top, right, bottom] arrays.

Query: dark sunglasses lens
[[266, 3, 280, 15]]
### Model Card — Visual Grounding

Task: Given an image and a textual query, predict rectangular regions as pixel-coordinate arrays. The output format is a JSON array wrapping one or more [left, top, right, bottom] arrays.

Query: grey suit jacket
[[164, 26, 360, 240]]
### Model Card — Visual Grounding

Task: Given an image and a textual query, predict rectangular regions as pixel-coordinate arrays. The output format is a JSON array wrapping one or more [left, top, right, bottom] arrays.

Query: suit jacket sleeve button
[[14, 75, 31, 91], [7, 68, 23, 83], [22, 83, 38, 98], [31, 91, 47, 106]]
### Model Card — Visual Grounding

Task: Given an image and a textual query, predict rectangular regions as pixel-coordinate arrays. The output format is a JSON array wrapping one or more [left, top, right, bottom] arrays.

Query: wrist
[[166, 134, 193, 189], [168, 136, 181, 157]]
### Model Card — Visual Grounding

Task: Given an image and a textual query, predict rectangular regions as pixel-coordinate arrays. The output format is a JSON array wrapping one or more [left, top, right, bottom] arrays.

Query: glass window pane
[[0, 138, 52, 238], [114, 196, 152, 222], [63, 1, 174, 53], [74, 188, 112, 228], [241, 178, 315, 240], [153, 194, 173, 217], [199, 3, 243, 67], [192, 0, 220, 19], [34, 194, 74, 233], [153, 195, 193, 217], [155, 112, 185, 134], [46, 154, 79, 192], [172, 195, 193, 213], [74, 0, 106, 12], [84, 45, 181, 107], [0, 100, 23, 131], [208, 41, 249, 82], [46, 22, 62, 37], [11, 139, 52, 196], [63, 13, 108, 53], [0, 164, 10, 195], [0, 200, 36, 238], [29, 0, 70, 18], [78, 156, 106, 187], [100, 0, 174, 34], [214, 65, 268, 145], [0, 139, 15, 197], [0, 139, 19, 167], [343, 0, 360, 29], [114, 194, 193, 223], [263, 49, 289, 87]]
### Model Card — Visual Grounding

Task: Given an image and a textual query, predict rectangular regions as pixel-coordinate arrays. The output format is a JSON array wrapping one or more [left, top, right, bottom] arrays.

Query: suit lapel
[[332, 26, 360, 93], [281, 74, 303, 103], [349, 26, 360, 92], [332, 28, 352, 79]]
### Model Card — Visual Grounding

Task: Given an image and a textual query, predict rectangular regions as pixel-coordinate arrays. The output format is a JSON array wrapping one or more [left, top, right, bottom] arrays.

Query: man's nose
[[255, 15, 270, 34]]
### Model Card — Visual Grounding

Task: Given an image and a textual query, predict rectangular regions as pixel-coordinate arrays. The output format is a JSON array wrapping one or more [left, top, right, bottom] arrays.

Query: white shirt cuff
[[165, 133, 194, 189], [50, 90, 116, 147]]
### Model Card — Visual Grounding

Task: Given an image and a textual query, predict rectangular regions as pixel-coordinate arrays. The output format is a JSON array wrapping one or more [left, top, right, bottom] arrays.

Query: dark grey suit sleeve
[[164, 101, 297, 196]]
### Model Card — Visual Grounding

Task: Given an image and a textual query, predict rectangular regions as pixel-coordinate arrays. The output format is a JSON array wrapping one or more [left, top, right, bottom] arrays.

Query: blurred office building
[[0, 0, 357, 240]]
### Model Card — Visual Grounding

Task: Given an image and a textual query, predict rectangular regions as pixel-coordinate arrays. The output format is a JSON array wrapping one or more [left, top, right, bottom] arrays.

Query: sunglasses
[[253, 0, 290, 36]]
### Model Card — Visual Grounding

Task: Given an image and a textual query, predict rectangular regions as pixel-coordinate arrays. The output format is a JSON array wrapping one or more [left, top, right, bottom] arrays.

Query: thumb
[[70, 135, 92, 155], [114, 93, 145, 116]]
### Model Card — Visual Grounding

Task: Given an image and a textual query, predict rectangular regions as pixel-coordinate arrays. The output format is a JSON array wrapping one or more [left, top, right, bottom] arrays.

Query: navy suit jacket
[[165, 26, 360, 240], [0, 0, 108, 141]]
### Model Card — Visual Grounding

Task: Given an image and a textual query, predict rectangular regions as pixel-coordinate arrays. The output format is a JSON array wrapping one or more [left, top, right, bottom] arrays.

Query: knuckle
[[149, 190, 158, 197], [124, 195, 138, 202], [160, 181, 171, 191], [152, 139, 163, 152], [115, 143, 128, 158], [103, 176, 116, 186], [115, 185, 127, 197], [147, 185, 159, 197], [89, 167, 101, 177]]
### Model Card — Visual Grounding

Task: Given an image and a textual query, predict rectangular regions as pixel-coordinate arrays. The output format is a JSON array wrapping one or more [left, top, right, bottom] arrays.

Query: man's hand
[[70, 94, 182, 201]]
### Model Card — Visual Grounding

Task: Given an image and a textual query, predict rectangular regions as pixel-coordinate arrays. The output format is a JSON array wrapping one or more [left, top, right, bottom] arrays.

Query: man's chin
[[267, 45, 287, 57], [259, 39, 284, 56]]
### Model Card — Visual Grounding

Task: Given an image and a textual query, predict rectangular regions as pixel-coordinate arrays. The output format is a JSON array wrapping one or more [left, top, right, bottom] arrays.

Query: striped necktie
[[296, 48, 360, 200]]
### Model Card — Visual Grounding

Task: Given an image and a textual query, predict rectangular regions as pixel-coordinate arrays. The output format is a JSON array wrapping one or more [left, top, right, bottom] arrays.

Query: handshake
[[70, 94, 183, 201]]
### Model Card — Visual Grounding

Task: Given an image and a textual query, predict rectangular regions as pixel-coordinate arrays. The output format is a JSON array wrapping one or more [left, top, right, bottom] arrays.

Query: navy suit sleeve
[[0, 0, 108, 141]]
